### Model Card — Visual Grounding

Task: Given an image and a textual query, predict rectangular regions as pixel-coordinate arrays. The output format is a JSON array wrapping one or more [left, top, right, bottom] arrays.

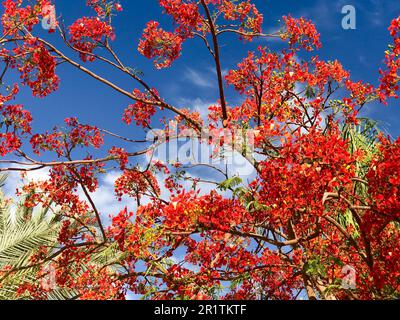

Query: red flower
[[281, 15, 322, 51], [69, 17, 114, 62]]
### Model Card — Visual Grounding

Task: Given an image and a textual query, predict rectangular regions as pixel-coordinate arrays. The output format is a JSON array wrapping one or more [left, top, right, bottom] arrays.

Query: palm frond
[[0, 176, 64, 300]]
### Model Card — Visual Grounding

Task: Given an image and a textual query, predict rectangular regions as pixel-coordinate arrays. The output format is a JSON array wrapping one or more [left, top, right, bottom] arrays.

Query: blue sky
[[1, 0, 399, 190], [6, 0, 398, 151]]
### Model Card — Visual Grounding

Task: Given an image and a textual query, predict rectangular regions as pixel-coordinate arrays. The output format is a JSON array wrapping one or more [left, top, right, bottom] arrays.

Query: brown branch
[[34, 37, 201, 131], [200, 0, 228, 126]]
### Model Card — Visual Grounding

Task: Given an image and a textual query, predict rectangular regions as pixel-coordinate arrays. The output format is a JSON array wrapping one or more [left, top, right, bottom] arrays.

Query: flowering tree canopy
[[0, 0, 399, 300]]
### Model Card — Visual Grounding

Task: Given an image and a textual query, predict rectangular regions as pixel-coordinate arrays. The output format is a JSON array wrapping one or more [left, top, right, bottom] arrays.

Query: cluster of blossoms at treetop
[[0, 0, 399, 301], [379, 16, 400, 102]]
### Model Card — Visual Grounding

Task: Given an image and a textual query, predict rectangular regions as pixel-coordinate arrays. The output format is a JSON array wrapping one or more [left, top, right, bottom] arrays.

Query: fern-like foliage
[[335, 119, 381, 238], [0, 175, 72, 300], [342, 118, 380, 177], [0, 175, 124, 300]]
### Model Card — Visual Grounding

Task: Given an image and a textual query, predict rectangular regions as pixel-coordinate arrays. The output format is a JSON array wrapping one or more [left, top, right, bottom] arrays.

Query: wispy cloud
[[183, 67, 215, 88], [297, 0, 339, 31], [2, 168, 50, 198], [357, 0, 399, 27]]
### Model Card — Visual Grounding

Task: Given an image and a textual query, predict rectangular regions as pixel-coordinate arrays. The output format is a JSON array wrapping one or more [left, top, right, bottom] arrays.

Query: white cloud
[[0, 165, 133, 225], [177, 97, 215, 121], [78, 171, 135, 225], [183, 67, 214, 88], [358, 0, 399, 27], [2, 167, 50, 199]]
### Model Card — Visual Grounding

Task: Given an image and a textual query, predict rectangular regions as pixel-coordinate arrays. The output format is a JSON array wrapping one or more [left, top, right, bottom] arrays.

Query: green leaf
[[218, 176, 243, 191], [304, 258, 327, 278]]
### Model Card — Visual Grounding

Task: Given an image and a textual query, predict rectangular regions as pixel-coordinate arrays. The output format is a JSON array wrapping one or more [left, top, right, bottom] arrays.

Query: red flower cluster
[[367, 137, 400, 219], [225, 46, 366, 126], [379, 17, 400, 102], [87, 0, 123, 18], [281, 15, 322, 51], [109, 208, 133, 251], [218, 0, 263, 40], [138, 21, 183, 69], [159, 0, 202, 37], [30, 117, 103, 157], [258, 127, 357, 223], [122, 89, 159, 127], [114, 169, 160, 201], [139, 0, 264, 68], [12, 39, 59, 97], [2, 104, 32, 134], [69, 17, 115, 62], [109, 147, 129, 170], [1, 0, 52, 35], [0, 85, 32, 156], [0, 132, 21, 156]]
